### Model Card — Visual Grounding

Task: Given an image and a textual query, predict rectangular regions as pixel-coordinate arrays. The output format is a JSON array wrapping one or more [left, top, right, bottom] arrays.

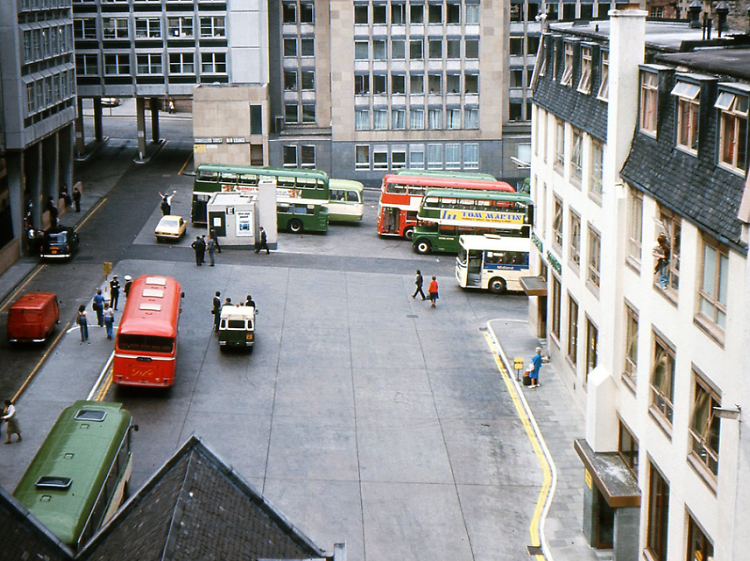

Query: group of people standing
[[211, 292, 255, 331], [77, 275, 133, 343], [412, 270, 440, 308]]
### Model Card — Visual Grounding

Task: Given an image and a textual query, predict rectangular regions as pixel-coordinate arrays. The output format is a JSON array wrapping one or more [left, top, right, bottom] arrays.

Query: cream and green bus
[[327, 179, 364, 222], [455, 234, 531, 294]]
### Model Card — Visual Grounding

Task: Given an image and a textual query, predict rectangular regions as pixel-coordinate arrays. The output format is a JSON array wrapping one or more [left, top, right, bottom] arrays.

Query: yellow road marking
[[76, 197, 107, 229], [12, 321, 71, 402], [483, 331, 550, 560], [0, 265, 45, 313]]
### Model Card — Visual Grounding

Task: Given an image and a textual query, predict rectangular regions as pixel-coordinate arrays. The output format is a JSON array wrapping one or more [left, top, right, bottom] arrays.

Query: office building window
[[618, 421, 639, 478], [650, 334, 675, 426], [465, 108, 478, 129], [373, 146, 388, 170], [135, 18, 161, 38], [104, 53, 130, 75], [427, 144, 442, 169], [103, 18, 128, 39], [464, 143, 479, 169], [409, 144, 425, 169], [447, 39, 460, 59], [201, 53, 226, 73], [552, 196, 563, 249], [624, 305, 638, 386], [410, 108, 425, 129], [445, 144, 460, 169], [136, 53, 162, 74], [689, 374, 721, 480], [646, 463, 670, 561], [588, 225, 601, 289], [285, 104, 299, 123], [410, 74, 424, 94], [446, 108, 460, 129], [561, 43, 573, 85], [586, 318, 598, 381], [698, 237, 728, 332], [673, 81, 700, 153], [598, 50, 609, 100], [355, 109, 370, 130], [392, 147, 407, 169], [569, 211, 581, 268], [392, 109, 406, 129], [355, 145, 370, 169], [640, 71, 659, 135], [168, 17, 193, 38], [302, 104, 315, 123], [567, 295, 578, 365], [716, 90, 748, 172], [283, 145, 297, 166], [428, 108, 442, 129], [578, 46, 592, 93], [373, 108, 388, 130], [373, 39, 387, 60], [300, 145, 315, 167]]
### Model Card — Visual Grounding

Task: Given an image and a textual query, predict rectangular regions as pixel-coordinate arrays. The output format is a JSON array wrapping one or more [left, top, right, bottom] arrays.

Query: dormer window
[[578, 46, 592, 94], [672, 81, 700, 153], [715, 90, 748, 173], [561, 43, 574, 86], [597, 51, 609, 101], [640, 72, 659, 136]]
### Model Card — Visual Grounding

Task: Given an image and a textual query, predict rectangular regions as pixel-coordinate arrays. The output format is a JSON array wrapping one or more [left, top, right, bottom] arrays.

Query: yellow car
[[155, 215, 187, 242]]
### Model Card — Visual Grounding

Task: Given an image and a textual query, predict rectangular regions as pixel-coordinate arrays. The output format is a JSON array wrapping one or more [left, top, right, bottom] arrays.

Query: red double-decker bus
[[113, 275, 182, 388], [377, 174, 515, 239]]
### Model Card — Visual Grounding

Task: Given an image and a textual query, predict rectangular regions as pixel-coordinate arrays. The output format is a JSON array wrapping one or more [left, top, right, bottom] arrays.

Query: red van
[[7, 293, 60, 344]]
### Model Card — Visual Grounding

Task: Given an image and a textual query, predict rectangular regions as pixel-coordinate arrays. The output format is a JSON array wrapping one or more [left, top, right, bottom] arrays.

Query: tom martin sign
[[439, 209, 525, 224]]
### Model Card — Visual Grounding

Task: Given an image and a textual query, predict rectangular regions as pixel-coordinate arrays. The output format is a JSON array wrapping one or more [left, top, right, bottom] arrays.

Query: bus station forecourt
[[0, 174, 598, 561]]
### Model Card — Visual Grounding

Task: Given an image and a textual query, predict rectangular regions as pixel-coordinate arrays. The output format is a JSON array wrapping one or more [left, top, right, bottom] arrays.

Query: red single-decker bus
[[377, 174, 515, 239], [113, 275, 182, 388]]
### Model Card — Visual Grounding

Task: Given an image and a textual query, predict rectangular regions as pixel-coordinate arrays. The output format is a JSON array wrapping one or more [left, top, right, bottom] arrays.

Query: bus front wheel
[[489, 277, 507, 294], [403, 227, 414, 240], [288, 219, 304, 234], [415, 240, 431, 254]]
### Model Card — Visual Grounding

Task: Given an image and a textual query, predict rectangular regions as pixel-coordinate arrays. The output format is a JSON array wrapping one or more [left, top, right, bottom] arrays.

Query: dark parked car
[[40, 227, 80, 260]]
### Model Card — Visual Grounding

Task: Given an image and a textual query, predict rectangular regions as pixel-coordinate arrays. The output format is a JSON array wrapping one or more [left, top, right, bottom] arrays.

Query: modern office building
[[530, 8, 750, 560], [0, 0, 76, 273]]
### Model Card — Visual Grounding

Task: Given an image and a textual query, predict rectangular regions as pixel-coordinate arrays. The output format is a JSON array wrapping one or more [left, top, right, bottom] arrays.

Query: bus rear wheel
[[403, 227, 414, 241], [288, 219, 303, 234], [489, 277, 507, 294], [415, 240, 432, 254]]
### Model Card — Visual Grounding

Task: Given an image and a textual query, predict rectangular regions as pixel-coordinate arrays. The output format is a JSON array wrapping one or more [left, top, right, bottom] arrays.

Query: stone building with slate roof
[[0, 436, 342, 561], [530, 7, 750, 561]]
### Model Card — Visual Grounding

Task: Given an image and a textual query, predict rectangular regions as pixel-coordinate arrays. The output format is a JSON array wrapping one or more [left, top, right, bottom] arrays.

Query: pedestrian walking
[[93, 289, 106, 326], [77, 305, 89, 343], [412, 270, 426, 300], [72, 186, 81, 212], [210, 227, 222, 253], [109, 275, 121, 310], [2, 400, 21, 444], [212, 291, 222, 332], [529, 347, 543, 388], [191, 236, 204, 266], [103, 302, 115, 340], [206, 237, 216, 266], [123, 275, 133, 298], [255, 226, 269, 254], [159, 190, 176, 215], [428, 276, 439, 308]]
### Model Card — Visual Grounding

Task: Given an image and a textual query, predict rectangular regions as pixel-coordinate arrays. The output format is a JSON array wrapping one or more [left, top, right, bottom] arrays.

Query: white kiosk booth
[[207, 180, 277, 249]]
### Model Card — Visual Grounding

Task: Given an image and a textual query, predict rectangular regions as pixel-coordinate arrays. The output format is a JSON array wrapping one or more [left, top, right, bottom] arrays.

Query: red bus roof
[[382, 174, 514, 192], [117, 276, 181, 339]]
